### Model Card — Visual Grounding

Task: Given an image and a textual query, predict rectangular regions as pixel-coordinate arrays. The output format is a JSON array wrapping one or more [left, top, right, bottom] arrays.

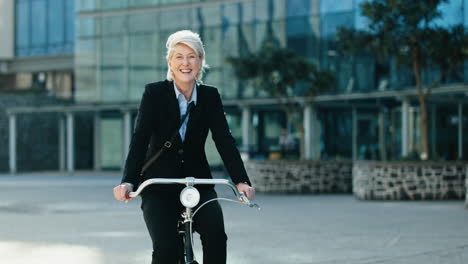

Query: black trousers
[[141, 188, 227, 264]]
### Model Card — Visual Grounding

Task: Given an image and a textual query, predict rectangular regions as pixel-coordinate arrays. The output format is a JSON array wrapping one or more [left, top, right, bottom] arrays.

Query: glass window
[[75, 38, 97, 66], [204, 69, 222, 92], [355, 56, 375, 91], [320, 10, 354, 37], [15, 0, 74, 56], [75, 66, 98, 101], [76, 0, 98, 12], [225, 109, 242, 145], [102, 36, 127, 101], [236, 1, 255, 24], [129, 33, 159, 100], [77, 17, 100, 37], [65, 0, 75, 50], [102, 15, 127, 36], [102, 35, 126, 65], [254, 20, 286, 50], [129, 34, 158, 67], [248, 110, 287, 158], [254, 0, 286, 21], [383, 107, 402, 161], [264, 110, 286, 154], [320, 0, 354, 14], [16, 0, 30, 56], [318, 108, 352, 159], [462, 105, 468, 160], [287, 16, 314, 37], [160, 0, 192, 5], [30, 0, 47, 54], [203, 27, 222, 68], [356, 110, 380, 160], [48, 0, 65, 48], [220, 24, 242, 99], [101, 0, 128, 10], [434, 106, 459, 160], [129, 13, 157, 33], [102, 66, 127, 102], [74, 113, 94, 170], [129, 0, 158, 8], [129, 67, 155, 101], [354, 0, 370, 30], [287, 0, 311, 18], [222, 2, 240, 25], [465, 0, 468, 27], [192, 4, 221, 28], [159, 8, 192, 30], [100, 117, 123, 169]]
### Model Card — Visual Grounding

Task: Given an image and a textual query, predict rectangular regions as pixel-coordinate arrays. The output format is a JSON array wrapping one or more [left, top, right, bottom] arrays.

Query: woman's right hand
[[113, 183, 133, 202]]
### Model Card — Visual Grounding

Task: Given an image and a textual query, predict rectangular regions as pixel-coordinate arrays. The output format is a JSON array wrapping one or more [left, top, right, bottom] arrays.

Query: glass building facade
[[70, 0, 468, 168], [15, 0, 75, 56]]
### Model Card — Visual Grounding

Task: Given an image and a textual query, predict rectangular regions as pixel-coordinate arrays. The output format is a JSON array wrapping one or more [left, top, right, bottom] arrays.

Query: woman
[[113, 30, 255, 264]]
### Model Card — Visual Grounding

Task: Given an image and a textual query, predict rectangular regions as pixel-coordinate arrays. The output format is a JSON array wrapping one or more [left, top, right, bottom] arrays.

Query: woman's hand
[[113, 183, 133, 202], [236, 183, 255, 200]]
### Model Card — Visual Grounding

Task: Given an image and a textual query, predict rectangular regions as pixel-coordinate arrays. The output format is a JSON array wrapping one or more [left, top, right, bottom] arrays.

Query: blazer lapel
[[184, 86, 201, 143], [164, 81, 181, 131]]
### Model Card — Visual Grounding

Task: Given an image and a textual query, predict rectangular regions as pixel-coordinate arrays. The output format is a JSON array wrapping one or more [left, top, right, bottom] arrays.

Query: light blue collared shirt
[[174, 83, 197, 141]]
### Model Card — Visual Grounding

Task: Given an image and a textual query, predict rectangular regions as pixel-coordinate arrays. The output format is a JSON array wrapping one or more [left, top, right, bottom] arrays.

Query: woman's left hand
[[236, 183, 255, 200]]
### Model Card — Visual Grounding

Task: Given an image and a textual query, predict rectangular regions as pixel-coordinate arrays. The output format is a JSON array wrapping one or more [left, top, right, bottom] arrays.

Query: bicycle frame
[[129, 177, 259, 264]]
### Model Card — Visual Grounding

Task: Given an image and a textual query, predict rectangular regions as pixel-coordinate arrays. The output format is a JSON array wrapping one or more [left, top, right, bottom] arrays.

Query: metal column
[[59, 115, 65, 171], [123, 110, 132, 165], [304, 104, 321, 160], [304, 105, 312, 159], [378, 109, 387, 161], [459, 103, 463, 159], [93, 113, 101, 171], [401, 99, 410, 157], [352, 107, 357, 160], [431, 106, 437, 158], [242, 106, 251, 154], [66, 112, 74, 173], [9, 114, 17, 174]]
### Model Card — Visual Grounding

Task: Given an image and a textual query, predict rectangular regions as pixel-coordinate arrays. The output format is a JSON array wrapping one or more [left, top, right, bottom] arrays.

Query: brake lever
[[239, 193, 261, 210]]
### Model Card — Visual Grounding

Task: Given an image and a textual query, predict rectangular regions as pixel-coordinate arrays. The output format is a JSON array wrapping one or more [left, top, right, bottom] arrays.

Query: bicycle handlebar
[[128, 177, 259, 209]]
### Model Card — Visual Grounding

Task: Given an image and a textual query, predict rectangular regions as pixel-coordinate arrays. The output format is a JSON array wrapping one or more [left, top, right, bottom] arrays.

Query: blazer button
[[178, 149, 184, 155], [181, 159, 184, 163]]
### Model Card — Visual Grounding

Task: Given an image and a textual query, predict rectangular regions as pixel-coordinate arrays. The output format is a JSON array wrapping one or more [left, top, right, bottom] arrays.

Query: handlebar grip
[[239, 193, 261, 210]]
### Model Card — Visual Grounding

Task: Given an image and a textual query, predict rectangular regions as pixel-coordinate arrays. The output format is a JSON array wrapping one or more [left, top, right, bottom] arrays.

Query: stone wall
[[245, 160, 353, 193], [353, 161, 466, 200]]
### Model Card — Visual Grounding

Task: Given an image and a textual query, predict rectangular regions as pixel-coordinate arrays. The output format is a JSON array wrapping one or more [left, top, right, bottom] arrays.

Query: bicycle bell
[[180, 186, 200, 208]]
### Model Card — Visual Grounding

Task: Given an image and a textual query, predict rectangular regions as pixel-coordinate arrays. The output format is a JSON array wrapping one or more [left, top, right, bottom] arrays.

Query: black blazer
[[121, 80, 251, 193]]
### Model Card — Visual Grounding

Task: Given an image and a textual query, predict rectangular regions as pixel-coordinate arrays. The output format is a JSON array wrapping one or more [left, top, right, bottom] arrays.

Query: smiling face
[[167, 43, 201, 86]]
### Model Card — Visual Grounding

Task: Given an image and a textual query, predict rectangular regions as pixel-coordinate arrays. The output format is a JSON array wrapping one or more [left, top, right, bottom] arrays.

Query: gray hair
[[165, 30, 209, 83]]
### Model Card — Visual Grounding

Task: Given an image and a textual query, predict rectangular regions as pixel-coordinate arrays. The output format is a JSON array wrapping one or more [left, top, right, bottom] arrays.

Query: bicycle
[[129, 177, 260, 264]]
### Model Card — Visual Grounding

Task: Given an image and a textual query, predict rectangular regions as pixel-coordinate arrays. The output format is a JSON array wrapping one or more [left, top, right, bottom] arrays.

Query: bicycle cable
[[193, 197, 243, 218], [188, 197, 245, 259]]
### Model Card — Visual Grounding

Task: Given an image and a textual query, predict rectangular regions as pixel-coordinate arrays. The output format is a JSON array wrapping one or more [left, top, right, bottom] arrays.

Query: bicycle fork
[[180, 208, 198, 264]]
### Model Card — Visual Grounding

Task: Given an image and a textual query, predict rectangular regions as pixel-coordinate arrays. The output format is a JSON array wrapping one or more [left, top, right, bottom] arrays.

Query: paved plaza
[[0, 172, 467, 264]]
